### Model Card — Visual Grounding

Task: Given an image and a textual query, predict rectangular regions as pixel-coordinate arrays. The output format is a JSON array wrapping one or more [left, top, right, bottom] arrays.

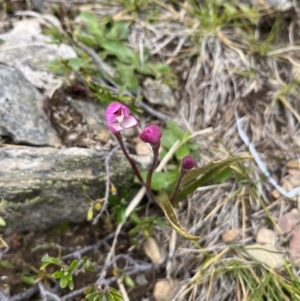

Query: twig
[[9, 285, 38, 301], [38, 282, 62, 301], [0, 292, 9, 301], [139, 100, 169, 121], [62, 232, 115, 260], [235, 112, 300, 198], [61, 262, 160, 301], [92, 145, 120, 225]]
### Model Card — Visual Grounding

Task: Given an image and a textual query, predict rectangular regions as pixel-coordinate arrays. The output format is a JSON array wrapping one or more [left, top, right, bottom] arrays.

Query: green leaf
[[52, 270, 63, 279], [114, 64, 138, 93], [0, 260, 13, 269], [60, 275, 69, 288], [101, 40, 134, 64], [161, 129, 179, 150], [141, 170, 179, 191], [145, 62, 171, 76], [0, 217, 6, 226], [68, 280, 74, 290], [166, 120, 184, 137], [175, 143, 190, 161], [86, 292, 99, 300], [68, 259, 78, 272], [46, 59, 67, 75], [41, 256, 61, 266], [124, 275, 135, 287], [213, 167, 232, 183], [109, 288, 123, 301], [177, 156, 252, 202], [68, 57, 90, 71], [80, 12, 104, 42], [106, 21, 129, 40], [21, 275, 35, 285], [43, 27, 62, 42], [156, 191, 199, 240]]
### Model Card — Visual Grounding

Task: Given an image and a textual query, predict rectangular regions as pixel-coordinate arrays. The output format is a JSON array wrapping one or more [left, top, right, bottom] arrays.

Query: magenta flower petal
[[182, 156, 195, 172], [107, 122, 123, 134], [140, 124, 162, 146], [120, 116, 138, 129], [105, 101, 138, 133]]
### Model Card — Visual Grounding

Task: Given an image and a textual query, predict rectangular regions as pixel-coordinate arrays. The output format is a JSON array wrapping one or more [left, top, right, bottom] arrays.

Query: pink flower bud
[[105, 101, 138, 133], [182, 156, 195, 172], [140, 124, 162, 147]]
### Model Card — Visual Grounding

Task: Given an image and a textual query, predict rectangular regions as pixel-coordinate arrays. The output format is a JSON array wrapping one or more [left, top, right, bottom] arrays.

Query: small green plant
[[85, 286, 123, 301], [46, 11, 171, 100], [41, 256, 78, 290]]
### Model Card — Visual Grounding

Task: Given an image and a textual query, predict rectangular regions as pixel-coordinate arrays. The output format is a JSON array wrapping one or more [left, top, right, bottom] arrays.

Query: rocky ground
[[1, 0, 300, 300]]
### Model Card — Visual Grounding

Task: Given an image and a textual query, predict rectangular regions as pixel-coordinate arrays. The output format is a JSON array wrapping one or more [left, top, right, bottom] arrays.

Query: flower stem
[[170, 169, 185, 205], [115, 133, 145, 186], [146, 143, 160, 192]]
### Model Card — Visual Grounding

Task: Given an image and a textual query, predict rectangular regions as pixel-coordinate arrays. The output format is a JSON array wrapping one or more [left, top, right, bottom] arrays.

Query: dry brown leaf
[[245, 244, 285, 269], [256, 228, 275, 245], [289, 225, 300, 263], [144, 237, 165, 264], [278, 210, 300, 234], [153, 279, 180, 301], [222, 228, 240, 243]]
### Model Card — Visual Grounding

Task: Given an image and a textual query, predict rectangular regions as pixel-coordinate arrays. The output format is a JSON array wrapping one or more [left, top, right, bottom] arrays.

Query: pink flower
[[182, 156, 195, 172], [140, 124, 162, 146], [105, 101, 138, 133]]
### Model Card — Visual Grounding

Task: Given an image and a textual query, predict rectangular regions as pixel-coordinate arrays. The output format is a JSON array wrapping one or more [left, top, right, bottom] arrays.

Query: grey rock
[[0, 19, 77, 92], [70, 100, 107, 141], [0, 64, 61, 146], [0, 146, 135, 233], [253, 0, 293, 10], [143, 78, 176, 108]]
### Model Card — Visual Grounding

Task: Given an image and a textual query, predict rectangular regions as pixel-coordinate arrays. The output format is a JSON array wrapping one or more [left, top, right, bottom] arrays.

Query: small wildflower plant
[[105, 101, 250, 240]]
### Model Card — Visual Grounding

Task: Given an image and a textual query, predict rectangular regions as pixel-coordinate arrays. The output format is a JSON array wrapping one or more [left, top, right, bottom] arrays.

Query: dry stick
[[92, 145, 120, 225], [9, 285, 38, 301], [235, 112, 300, 198], [38, 282, 62, 301], [62, 262, 159, 301]]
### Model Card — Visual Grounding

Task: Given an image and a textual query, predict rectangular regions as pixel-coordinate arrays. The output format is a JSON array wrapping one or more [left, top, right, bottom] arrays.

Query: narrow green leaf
[[21, 275, 35, 285], [213, 167, 232, 183], [41, 256, 61, 266], [177, 156, 251, 202], [156, 191, 199, 240], [86, 292, 99, 300], [124, 275, 135, 287]]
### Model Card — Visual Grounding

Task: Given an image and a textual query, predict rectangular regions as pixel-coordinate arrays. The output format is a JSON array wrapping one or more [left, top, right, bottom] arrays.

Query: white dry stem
[[235, 112, 300, 198]]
